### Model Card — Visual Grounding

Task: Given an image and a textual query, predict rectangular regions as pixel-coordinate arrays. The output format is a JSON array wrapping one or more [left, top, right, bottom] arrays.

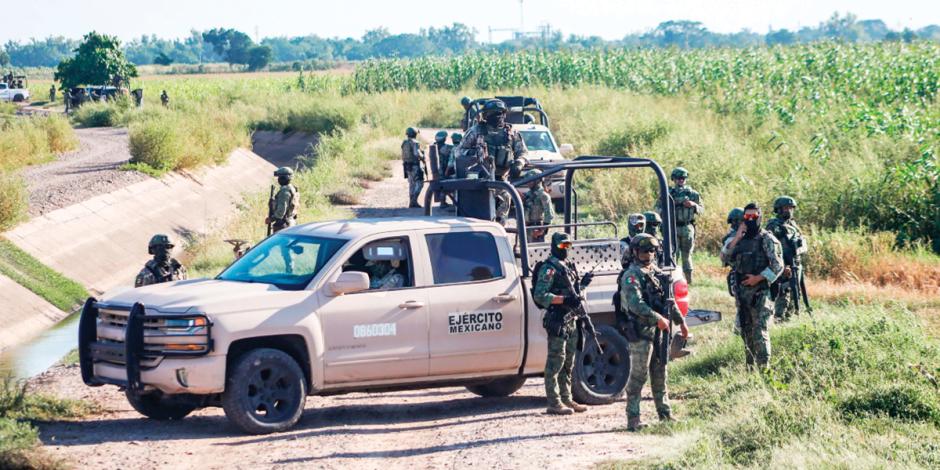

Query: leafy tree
[[153, 52, 174, 65], [0, 49, 9, 67], [54, 32, 137, 89], [766, 29, 796, 46], [425, 23, 477, 54], [4, 37, 77, 67], [647, 21, 710, 48], [246, 45, 272, 71], [202, 28, 254, 66], [372, 34, 434, 58]]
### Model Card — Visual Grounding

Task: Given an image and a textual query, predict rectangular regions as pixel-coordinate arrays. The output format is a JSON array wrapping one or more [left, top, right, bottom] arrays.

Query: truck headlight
[[162, 316, 208, 334]]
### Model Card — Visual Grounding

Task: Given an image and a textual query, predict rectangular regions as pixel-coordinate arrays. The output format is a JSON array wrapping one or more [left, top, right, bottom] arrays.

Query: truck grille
[[94, 307, 210, 368]]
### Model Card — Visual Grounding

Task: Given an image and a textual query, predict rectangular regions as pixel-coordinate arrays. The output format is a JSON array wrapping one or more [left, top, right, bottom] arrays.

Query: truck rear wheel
[[573, 325, 630, 405], [125, 389, 196, 420], [13, 94, 24, 102], [466, 375, 527, 397], [222, 348, 307, 434]]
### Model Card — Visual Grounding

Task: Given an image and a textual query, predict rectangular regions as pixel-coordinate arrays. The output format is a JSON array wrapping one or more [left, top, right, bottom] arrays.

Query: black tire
[[466, 375, 527, 397], [572, 324, 630, 405], [125, 389, 197, 420], [13, 94, 24, 102], [222, 348, 307, 434]]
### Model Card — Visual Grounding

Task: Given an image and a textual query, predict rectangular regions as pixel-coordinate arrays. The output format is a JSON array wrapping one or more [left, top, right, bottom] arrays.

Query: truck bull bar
[[78, 299, 213, 392]]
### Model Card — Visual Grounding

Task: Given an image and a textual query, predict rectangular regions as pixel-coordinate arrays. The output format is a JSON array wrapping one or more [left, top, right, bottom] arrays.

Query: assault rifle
[[562, 262, 603, 354], [465, 132, 493, 180], [266, 185, 275, 236], [653, 271, 676, 365]]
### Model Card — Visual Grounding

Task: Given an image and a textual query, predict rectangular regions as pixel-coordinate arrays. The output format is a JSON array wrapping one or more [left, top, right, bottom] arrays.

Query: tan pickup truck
[[79, 157, 720, 434]]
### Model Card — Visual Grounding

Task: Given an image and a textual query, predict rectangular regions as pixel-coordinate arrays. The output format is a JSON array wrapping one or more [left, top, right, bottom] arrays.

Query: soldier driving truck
[[78, 155, 721, 434]]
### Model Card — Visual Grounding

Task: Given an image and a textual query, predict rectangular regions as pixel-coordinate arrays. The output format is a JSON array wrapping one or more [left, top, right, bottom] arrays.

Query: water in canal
[[0, 311, 80, 379]]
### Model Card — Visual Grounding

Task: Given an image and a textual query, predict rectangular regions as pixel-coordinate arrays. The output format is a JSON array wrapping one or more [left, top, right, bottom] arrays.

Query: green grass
[[601, 265, 940, 469], [0, 174, 28, 231], [0, 375, 96, 470], [0, 114, 78, 172], [0, 238, 88, 312]]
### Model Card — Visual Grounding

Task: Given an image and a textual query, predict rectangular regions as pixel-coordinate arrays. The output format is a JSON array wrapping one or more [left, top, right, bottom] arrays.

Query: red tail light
[[673, 278, 690, 316]]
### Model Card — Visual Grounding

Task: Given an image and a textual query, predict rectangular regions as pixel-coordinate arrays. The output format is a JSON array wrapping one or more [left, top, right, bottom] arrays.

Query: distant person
[[766, 196, 809, 321], [401, 127, 426, 209], [656, 167, 703, 284], [135, 234, 187, 287], [522, 169, 554, 242], [459, 96, 473, 131], [266, 167, 299, 233], [160, 90, 169, 107], [49, 85, 56, 103], [432, 130, 455, 209], [131, 88, 143, 107]]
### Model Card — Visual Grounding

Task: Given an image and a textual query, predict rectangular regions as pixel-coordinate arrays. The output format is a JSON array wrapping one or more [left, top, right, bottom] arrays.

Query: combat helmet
[[727, 207, 745, 225], [451, 132, 463, 145], [434, 130, 448, 143], [631, 233, 660, 252], [273, 167, 294, 177], [773, 195, 797, 212], [460, 96, 472, 108], [628, 213, 646, 236], [643, 211, 662, 226], [481, 99, 507, 116], [671, 167, 689, 180], [405, 127, 418, 138], [148, 234, 174, 254]]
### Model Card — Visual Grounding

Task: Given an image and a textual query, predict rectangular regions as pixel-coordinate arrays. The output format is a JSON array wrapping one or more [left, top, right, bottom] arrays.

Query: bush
[[0, 175, 27, 230], [38, 115, 78, 153], [0, 115, 77, 171], [596, 120, 672, 155], [128, 116, 184, 172], [255, 94, 361, 134], [71, 101, 124, 127], [128, 107, 249, 174], [840, 384, 940, 425]]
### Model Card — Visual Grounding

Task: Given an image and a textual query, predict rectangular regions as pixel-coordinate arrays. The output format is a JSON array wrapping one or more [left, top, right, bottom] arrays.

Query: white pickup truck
[[79, 158, 720, 434], [0, 82, 30, 102]]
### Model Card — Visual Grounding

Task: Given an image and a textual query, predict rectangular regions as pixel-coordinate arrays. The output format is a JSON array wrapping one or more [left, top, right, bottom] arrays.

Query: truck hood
[[98, 278, 303, 314]]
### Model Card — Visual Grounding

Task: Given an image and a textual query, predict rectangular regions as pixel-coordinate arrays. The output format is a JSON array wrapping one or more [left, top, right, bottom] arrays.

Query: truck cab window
[[341, 238, 413, 290], [425, 232, 503, 285]]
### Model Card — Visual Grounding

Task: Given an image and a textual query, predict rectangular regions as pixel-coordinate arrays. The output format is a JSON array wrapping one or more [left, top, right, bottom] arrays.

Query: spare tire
[[572, 324, 630, 405], [466, 375, 527, 397]]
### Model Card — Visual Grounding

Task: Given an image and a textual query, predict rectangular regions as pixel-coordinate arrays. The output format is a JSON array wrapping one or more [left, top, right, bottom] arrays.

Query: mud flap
[[78, 297, 101, 386], [685, 309, 722, 327], [125, 302, 146, 393]]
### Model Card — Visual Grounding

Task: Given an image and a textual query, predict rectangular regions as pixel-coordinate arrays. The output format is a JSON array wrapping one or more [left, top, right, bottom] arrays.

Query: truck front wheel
[[573, 325, 630, 405], [465, 375, 527, 397], [222, 348, 307, 434], [125, 389, 196, 420]]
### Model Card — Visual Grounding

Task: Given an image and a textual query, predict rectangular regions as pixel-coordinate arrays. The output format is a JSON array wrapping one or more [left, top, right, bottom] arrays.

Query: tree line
[[2, 13, 938, 69]]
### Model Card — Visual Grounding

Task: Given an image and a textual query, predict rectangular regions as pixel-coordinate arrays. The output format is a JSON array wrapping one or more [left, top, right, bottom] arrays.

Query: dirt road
[[20, 127, 149, 216], [30, 134, 672, 469]]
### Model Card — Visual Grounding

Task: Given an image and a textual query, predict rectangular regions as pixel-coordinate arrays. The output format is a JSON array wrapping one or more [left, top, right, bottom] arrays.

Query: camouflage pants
[[405, 165, 423, 204], [774, 267, 801, 321], [494, 189, 511, 221], [736, 285, 772, 367], [544, 332, 578, 405], [677, 224, 695, 282], [625, 339, 669, 419]]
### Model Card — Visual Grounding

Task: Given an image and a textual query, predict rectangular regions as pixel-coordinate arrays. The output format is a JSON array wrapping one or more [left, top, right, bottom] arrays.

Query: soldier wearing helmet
[[457, 99, 528, 224], [618, 213, 647, 268], [459, 96, 473, 131], [619, 233, 689, 431], [533, 232, 592, 415], [266, 167, 300, 233], [522, 169, 554, 242], [447, 132, 463, 176], [721, 202, 784, 369], [766, 196, 807, 321], [432, 130, 455, 209], [135, 234, 187, 287], [401, 127, 426, 208], [656, 167, 703, 284], [643, 211, 662, 238]]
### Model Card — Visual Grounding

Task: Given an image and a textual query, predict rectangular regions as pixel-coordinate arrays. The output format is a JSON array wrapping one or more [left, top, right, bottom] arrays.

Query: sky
[[1, 0, 938, 44]]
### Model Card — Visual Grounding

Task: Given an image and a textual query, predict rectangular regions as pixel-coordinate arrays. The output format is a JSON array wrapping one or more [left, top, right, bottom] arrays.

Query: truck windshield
[[520, 131, 557, 153], [218, 234, 347, 290]]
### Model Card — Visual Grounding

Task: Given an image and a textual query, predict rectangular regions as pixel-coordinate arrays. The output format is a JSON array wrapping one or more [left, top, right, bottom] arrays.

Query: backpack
[[530, 260, 548, 308]]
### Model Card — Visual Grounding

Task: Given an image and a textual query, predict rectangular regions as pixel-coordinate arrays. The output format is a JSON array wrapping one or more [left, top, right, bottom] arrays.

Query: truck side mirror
[[559, 143, 574, 157], [330, 271, 370, 296]]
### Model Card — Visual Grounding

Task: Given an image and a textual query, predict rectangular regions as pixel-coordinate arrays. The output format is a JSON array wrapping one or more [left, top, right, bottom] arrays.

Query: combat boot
[[409, 200, 421, 209], [562, 399, 587, 413], [658, 411, 677, 423], [626, 416, 648, 431], [547, 403, 574, 415]]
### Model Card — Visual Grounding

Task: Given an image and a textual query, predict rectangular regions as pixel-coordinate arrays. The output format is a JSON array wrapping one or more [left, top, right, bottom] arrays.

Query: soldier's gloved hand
[[564, 295, 582, 309], [581, 272, 594, 287]]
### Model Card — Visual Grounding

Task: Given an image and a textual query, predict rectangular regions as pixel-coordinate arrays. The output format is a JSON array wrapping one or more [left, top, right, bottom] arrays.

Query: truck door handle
[[398, 301, 425, 309], [492, 294, 517, 303]]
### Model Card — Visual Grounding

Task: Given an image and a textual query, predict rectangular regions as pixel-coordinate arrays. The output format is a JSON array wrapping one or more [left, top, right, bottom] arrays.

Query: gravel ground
[[21, 127, 149, 216]]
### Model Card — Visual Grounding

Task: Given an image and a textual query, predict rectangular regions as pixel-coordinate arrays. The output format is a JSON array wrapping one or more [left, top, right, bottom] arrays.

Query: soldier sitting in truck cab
[[342, 239, 411, 290]]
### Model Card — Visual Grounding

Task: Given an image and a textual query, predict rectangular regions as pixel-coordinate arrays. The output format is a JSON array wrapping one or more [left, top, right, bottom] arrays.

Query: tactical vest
[[401, 139, 420, 163], [524, 188, 547, 224], [483, 125, 512, 175], [670, 186, 699, 224], [437, 144, 453, 173], [533, 257, 577, 309], [732, 234, 770, 276], [768, 219, 801, 265]]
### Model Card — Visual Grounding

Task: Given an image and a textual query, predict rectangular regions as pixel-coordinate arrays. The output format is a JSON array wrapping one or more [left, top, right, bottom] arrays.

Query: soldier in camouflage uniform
[[448, 132, 463, 175], [459, 96, 473, 131], [656, 167, 703, 284], [620, 234, 689, 430], [721, 203, 784, 369], [619, 213, 646, 268], [266, 167, 299, 233], [135, 234, 187, 287], [534, 232, 592, 415], [766, 196, 808, 321], [432, 131, 455, 209], [457, 99, 528, 224], [643, 211, 661, 238], [522, 169, 554, 242], [160, 90, 169, 107], [401, 127, 426, 208]]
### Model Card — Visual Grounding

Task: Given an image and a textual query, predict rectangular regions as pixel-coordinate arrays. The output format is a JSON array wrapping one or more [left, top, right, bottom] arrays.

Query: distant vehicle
[[0, 82, 30, 102], [66, 86, 121, 109]]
